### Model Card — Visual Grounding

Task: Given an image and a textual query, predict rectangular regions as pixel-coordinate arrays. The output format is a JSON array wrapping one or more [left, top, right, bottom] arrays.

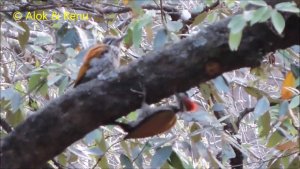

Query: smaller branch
[[288, 108, 299, 129], [230, 138, 243, 169], [91, 140, 121, 169], [214, 106, 255, 169], [159, 0, 166, 24], [235, 107, 254, 128], [132, 142, 148, 163]]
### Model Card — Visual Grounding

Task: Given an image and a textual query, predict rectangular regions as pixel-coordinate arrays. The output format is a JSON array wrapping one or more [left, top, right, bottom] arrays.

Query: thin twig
[[132, 141, 148, 163], [91, 139, 122, 169], [235, 107, 254, 127]]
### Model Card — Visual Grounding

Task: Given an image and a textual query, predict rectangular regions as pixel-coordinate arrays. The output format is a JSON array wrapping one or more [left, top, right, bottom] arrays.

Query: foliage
[[0, 0, 299, 168]]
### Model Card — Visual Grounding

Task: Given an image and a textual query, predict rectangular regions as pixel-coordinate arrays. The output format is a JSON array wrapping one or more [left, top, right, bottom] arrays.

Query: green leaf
[[204, 0, 214, 6], [126, 111, 138, 121], [199, 83, 211, 100], [151, 146, 173, 168], [6, 110, 24, 127], [281, 156, 290, 168], [289, 95, 300, 109], [28, 97, 38, 111], [139, 13, 152, 27], [244, 86, 263, 99], [296, 77, 300, 88], [275, 2, 300, 13], [166, 21, 183, 32], [65, 47, 76, 58], [278, 101, 289, 117], [85, 147, 103, 156], [120, 154, 134, 169], [1, 88, 14, 100], [271, 10, 285, 34], [161, 162, 172, 169], [287, 156, 300, 169], [258, 112, 271, 138], [253, 96, 270, 119], [192, 12, 208, 26], [57, 154, 67, 166], [120, 142, 130, 159], [228, 15, 246, 34], [250, 67, 268, 79], [132, 22, 142, 48], [268, 158, 281, 169], [153, 28, 168, 50], [47, 74, 63, 86], [98, 135, 109, 168], [10, 90, 22, 112], [291, 63, 300, 78], [60, 28, 80, 49], [14, 81, 24, 94], [38, 82, 48, 97], [168, 151, 186, 169], [84, 129, 102, 145], [58, 76, 69, 95], [282, 118, 298, 135], [190, 123, 202, 143], [267, 130, 284, 147], [30, 45, 44, 54], [259, 7, 272, 23], [250, 7, 270, 25], [248, 0, 267, 7], [206, 12, 218, 23], [243, 10, 255, 21], [17, 22, 30, 49], [124, 28, 133, 48], [28, 69, 48, 94], [229, 31, 242, 51], [213, 103, 225, 112], [28, 74, 41, 92], [131, 13, 152, 48], [132, 145, 145, 167], [212, 76, 229, 93]]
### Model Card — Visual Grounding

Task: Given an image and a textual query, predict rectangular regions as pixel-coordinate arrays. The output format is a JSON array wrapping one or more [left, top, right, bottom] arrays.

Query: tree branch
[[0, 12, 299, 169]]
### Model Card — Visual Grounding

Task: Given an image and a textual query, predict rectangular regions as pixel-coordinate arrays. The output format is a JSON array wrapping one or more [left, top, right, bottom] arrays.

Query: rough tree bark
[[1, 9, 299, 169]]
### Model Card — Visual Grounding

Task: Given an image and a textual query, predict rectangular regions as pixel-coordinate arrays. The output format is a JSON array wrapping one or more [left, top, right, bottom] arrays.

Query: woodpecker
[[74, 36, 124, 87], [113, 93, 198, 139]]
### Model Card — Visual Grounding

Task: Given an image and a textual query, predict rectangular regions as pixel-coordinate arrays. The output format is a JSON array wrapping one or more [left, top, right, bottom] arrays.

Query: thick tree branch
[[0, 12, 299, 169]]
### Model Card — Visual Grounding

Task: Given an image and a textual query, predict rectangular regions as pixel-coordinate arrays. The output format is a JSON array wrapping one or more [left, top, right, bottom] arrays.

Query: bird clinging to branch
[[74, 36, 124, 87]]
